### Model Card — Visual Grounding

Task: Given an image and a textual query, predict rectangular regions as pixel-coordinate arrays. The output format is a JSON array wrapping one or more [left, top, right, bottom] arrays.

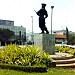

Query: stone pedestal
[[34, 33, 55, 55]]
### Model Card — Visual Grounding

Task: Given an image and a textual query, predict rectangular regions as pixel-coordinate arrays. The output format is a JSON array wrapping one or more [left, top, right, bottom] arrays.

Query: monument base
[[34, 33, 55, 55]]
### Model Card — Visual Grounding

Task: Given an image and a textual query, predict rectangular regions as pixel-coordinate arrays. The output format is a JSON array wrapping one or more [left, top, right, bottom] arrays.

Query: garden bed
[[0, 44, 53, 72]]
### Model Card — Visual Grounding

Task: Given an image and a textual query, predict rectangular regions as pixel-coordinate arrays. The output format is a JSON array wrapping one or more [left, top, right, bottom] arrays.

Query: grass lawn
[[0, 68, 75, 75]]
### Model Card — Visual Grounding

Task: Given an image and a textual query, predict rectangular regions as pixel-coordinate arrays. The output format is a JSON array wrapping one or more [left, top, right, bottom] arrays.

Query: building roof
[[53, 30, 66, 33], [54, 34, 66, 39]]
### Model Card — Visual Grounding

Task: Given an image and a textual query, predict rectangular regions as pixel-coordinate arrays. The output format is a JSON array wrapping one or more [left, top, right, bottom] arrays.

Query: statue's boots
[[45, 29, 49, 34]]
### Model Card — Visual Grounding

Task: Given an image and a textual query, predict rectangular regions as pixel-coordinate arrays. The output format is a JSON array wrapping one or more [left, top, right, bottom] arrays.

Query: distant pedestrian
[[35, 3, 49, 34]]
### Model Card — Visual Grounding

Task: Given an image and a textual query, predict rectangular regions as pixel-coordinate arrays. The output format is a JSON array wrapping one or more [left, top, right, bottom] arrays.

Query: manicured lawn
[[0, 68, 75, 75]]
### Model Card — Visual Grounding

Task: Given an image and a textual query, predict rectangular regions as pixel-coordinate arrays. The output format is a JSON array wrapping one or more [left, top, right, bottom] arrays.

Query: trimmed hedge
[[0, 63, 47, 72]]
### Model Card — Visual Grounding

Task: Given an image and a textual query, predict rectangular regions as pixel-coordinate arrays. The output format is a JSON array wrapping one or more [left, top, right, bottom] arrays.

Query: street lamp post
[[51, 6, 54, 53], [31, 16, 33, 44], [51, 6, 54, 34]]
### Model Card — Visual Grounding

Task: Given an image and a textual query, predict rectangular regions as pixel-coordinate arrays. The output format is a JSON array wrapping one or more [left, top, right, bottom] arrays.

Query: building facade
[[54, 34, 66, 44], [0, 19, 14, 26], [0, 19, 26, 45]]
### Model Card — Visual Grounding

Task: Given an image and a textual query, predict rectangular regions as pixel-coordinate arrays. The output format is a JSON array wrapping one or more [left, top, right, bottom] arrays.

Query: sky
[[0, 0, 75, 33]]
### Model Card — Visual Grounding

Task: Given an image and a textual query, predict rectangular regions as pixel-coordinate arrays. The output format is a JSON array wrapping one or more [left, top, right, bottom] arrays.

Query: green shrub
[[69, 49, 75, 55], [55, 46, 75, 55], [62, 47, 71, 53], [55, 46, 64, 52], [0, 44, 52, 67]]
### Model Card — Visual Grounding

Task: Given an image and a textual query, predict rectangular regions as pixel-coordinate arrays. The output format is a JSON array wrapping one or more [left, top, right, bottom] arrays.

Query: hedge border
[[0, 63, 47, 72]]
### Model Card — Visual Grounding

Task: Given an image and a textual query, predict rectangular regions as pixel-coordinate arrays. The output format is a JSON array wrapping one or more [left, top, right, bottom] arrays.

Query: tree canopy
[[68, 34, 75, 45], [0, 28, 15, 41]]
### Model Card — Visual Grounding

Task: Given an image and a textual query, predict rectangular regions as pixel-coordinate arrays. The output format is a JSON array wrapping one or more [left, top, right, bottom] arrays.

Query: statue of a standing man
[[35, 3, 49, 34]]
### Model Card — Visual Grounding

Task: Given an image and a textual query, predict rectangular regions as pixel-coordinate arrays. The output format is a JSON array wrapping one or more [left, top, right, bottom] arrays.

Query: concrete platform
[[50, 52, 75, 68], [34, 33, 55, 54], [50, 52, 74, 60]]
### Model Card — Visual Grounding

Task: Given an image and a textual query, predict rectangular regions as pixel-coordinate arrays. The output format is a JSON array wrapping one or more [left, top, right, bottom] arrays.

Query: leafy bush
[[55, 46, 75, 55], [62, 47, 71, 53], [69, 49, 75, 55], [55, 46, 64, 52], [0, 44, 52, 67]]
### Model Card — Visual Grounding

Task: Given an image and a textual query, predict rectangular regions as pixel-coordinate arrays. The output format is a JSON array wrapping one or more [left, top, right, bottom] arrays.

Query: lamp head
[[51, 6, 54, 9]]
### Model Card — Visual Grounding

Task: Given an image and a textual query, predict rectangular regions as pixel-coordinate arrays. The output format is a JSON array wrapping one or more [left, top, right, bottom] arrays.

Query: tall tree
[[0, 29, 14, 41], [66, 27, 69, 44], [68, 34, 75, 45]]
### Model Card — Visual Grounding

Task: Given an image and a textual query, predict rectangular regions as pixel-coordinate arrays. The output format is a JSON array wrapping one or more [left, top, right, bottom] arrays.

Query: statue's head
[[41, 3, 46, 9]]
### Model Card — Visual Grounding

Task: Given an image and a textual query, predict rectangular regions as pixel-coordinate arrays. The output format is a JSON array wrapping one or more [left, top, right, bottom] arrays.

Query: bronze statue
[[35, 3, 49, 34]]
